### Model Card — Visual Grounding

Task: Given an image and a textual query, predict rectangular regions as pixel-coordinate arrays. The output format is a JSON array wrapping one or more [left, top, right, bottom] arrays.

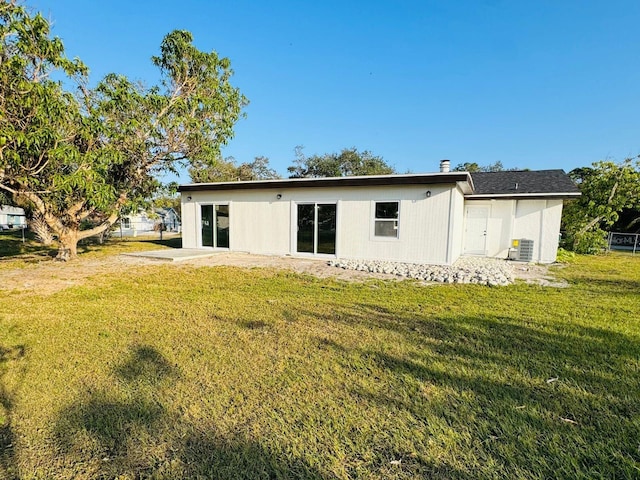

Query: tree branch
[[67, 200, 86, 217], [76, 211, 119, 241], [607, 181, 618, 204], [576, 215, 604, 238]]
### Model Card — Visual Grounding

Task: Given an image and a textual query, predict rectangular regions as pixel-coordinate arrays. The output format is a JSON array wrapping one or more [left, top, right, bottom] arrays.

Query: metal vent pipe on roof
[[439, 159, 451, 173]]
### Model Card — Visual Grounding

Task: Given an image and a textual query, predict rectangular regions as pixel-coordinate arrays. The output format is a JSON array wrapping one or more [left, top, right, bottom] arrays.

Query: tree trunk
[[572, 214, 605, 250], [56, 232, 79, 261]]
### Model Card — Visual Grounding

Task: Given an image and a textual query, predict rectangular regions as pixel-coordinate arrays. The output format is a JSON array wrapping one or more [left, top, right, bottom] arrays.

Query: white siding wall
[[182, 197, 198, 248], [448, 188, 466, 263], [232, 193, 291, 254], [335, 186, 451, 264], [181, 184, 463, 264], [488, 200, 515, 258], [464, 198, 564, 263], [513, 199, 563, 263]]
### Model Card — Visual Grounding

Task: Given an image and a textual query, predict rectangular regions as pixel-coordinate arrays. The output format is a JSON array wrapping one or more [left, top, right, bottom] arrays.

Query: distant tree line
[[188, 146, 397, 183]]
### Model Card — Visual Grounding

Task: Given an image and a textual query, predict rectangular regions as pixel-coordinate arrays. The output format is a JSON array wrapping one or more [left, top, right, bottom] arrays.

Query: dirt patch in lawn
[[510, 262, 569, 288], [0, 251, 564, 295]]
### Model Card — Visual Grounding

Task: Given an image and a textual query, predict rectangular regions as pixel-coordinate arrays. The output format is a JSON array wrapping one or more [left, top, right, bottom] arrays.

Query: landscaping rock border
[[328, 257, 515, 286]]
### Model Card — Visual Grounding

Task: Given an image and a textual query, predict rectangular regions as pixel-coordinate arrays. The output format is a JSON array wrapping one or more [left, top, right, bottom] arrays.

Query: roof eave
[[178, 172, 473, 192], [465, 192, 581, 200]]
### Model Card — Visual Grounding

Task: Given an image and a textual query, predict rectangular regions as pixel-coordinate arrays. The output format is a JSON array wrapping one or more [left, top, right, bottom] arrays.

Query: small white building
[[178, 166, 580, 265], [119, 207, 181, 235], [158, 207, 181, 232], [0, 205, 27, 231]]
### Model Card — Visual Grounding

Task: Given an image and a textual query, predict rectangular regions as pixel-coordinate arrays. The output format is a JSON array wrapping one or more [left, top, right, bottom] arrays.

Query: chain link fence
[[608, 232, 639, 254]]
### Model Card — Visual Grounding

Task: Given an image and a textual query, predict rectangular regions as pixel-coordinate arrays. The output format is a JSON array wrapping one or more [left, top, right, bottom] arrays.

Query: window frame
[[371, 200, 400, 241]]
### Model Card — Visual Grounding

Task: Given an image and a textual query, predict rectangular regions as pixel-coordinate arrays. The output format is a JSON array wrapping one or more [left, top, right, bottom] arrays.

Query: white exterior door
[[464, 206, 489, 255]]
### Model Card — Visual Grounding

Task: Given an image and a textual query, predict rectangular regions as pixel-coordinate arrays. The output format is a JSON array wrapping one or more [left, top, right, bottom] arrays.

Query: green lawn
[[0, 229, 181, 267], [0, 241, 638, 479]]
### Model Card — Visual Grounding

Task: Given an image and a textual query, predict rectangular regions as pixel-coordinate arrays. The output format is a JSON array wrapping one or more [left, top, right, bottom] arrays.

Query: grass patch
[[0, 252, 638, 478], [0, 230, 56, 259], [0, 230, 181, 269]]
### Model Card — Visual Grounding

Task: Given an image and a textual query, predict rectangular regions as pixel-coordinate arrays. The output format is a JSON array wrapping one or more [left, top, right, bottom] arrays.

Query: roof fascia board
[[178, 173, 472, 192], [456, 180, 473, 195], [466, 192, 581, 200]]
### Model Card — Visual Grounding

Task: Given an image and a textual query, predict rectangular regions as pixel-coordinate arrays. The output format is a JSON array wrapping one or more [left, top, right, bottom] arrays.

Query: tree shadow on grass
[[0, 230, 56, 260], [570, 276, 640, 296], [180, 430, 473, 479], [144, 236, 182, 249], [179, 430, 329, 480], [303, 302, 640, 478], [105, 236, 182, 249], [54, 345, 175, 475], [113, 345, 177, 383], [337, 299, 640, 394], [0, 345, 25, 480], [55, 344, 327, 479]]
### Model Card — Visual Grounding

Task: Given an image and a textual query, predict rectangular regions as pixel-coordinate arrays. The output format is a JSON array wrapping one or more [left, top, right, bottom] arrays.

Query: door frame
[[463, 204, 489, 255], [291, 201, 338, 257], [197, 202, 231, 249]]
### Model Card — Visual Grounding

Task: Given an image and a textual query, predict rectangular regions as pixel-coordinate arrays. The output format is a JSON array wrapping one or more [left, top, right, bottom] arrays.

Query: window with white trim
[[374, 201, 399, 238]]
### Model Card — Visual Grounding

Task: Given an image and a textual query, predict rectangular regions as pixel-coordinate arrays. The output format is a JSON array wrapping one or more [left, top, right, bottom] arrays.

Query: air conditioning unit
[[508, 239, 534, 262]]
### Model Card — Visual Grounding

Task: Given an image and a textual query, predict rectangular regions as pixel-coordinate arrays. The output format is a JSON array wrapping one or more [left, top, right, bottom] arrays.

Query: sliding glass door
[[296, 203, 336, 255], [297, 204, 315, 253], [215, 205, 229, 248], [200, 204, 229, 248]]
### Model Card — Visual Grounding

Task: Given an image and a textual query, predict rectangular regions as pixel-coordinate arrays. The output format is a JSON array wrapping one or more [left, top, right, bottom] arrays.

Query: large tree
[[0, 2, 246, 259], [287, 146, 395, 178], [562, 158, 640, 253]]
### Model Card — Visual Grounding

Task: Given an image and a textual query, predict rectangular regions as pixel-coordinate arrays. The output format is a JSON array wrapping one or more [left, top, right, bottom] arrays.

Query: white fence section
[[608, 232, 639, 254]]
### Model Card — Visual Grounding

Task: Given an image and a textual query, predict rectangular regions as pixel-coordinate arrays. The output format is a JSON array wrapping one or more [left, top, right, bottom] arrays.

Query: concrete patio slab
[[123, 249, 220, 262]]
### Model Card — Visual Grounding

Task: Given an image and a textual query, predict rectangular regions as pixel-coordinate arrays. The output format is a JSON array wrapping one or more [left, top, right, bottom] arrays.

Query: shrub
[[555, 248, 576, 263], [572, 229, 608, 254]]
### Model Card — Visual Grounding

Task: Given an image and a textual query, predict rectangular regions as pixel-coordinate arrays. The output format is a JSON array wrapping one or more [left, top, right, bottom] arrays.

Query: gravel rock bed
[[328, 256, 515, 286]]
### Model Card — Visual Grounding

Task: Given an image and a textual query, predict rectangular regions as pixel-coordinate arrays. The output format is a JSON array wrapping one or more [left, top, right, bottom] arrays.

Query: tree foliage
[[453, 161, 507, 172], [561, 158, 640, 253], [0, 2, 247, 259], [287, 147, 395, 178], [189, 155, 280, 183]]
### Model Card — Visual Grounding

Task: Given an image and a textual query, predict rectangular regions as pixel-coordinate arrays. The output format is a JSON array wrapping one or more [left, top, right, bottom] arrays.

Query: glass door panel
[[317, 204, 336, 254], [297, 204, 315, 253], [201, 205, 214, 247], [216, 205, 229, 248]]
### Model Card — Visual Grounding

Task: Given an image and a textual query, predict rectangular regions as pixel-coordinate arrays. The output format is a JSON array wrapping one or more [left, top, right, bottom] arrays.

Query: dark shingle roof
[[469, 170, 580, 197]]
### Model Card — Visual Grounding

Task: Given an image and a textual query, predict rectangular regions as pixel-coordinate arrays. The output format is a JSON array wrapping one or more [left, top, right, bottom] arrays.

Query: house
[[0, 205, 27, 231], [119, 208, 181, 236], [158, 208, 181, 232], [178, 162, 580, 264]]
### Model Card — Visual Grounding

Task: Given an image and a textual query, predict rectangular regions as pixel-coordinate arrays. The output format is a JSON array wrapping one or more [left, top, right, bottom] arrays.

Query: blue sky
[[31, 0, 640, 180]]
